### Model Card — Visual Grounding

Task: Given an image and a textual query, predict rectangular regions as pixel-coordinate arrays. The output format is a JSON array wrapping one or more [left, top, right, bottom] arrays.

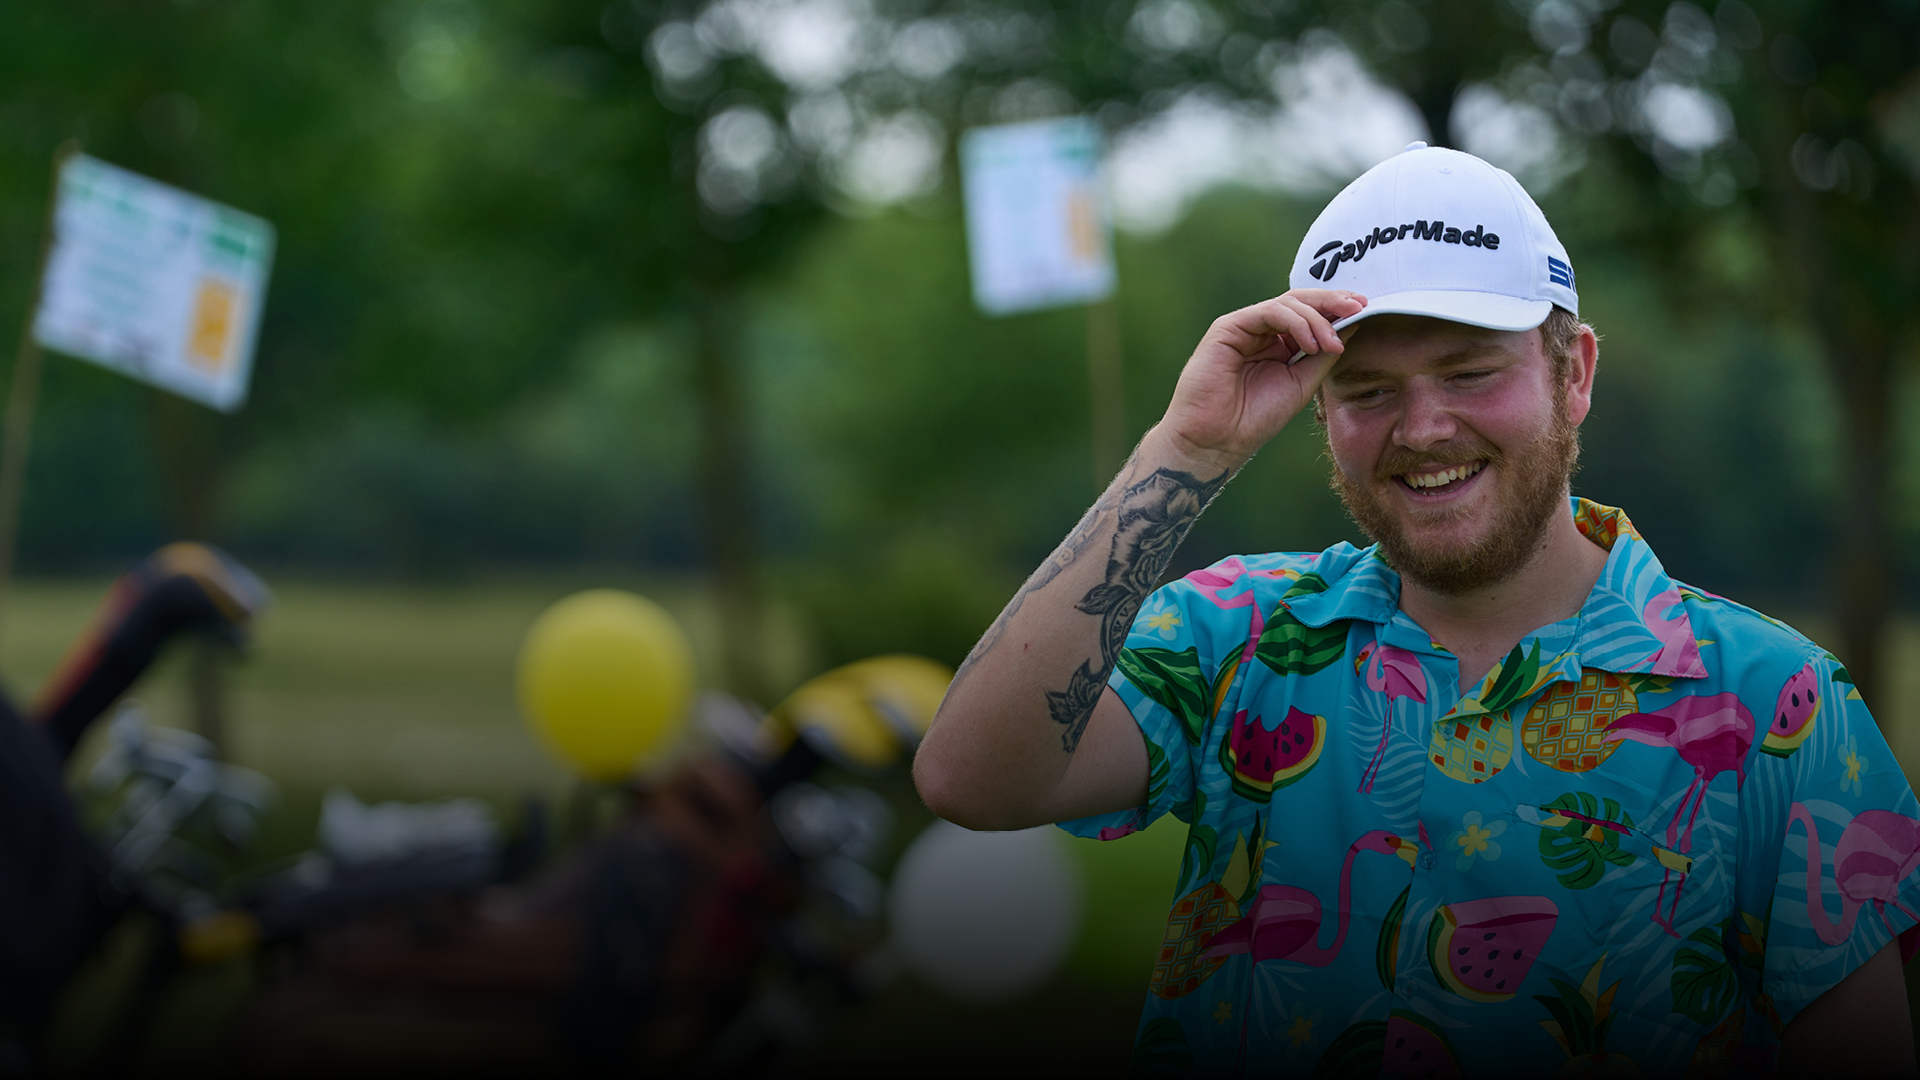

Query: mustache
[[1372, 441, 1503, 484]]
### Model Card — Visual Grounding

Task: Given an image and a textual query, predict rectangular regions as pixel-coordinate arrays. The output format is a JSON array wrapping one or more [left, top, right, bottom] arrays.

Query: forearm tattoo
[[1046, 467, 1227, 750], [955, 460, 1229, 753]]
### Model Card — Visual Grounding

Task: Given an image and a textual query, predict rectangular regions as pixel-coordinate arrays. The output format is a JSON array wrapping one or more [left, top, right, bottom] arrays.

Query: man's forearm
[[915, 427, 1234, 828]]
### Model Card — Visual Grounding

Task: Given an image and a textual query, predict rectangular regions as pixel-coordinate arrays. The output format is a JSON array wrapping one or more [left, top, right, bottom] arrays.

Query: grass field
[[16, 578, 1918, 804], [18, 575, 1920, 1069], [17, 574, 1187, 1071]]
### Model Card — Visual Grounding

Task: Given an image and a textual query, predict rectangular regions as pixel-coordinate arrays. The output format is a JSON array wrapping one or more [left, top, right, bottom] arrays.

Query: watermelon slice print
[[1253, 607, 1348, 680], [1130, 1017, 1193, 1077], [1375, 885, 1410, 992], [1380, 1010, 1462, 1079], [1761, 659, 1820, 758], [1219, 706, 1325, 803], [1311, 1017, 1386, 1079], [1424, 895, 1559, 1003], [1308, 1009, 1460, 1080], [1116, 646, 1213, 746]]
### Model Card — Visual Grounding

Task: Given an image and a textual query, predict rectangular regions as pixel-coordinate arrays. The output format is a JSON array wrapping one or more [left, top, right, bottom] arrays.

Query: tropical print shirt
[[1062, 499, 1920, 1078]]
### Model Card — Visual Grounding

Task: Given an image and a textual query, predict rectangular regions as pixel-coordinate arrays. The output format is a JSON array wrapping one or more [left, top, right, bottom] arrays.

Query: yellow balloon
[[516, 589, 694, 782]]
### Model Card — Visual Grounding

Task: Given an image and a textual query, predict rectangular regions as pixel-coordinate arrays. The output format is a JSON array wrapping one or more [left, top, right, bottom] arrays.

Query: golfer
[[916, 144, 1919, 1076]]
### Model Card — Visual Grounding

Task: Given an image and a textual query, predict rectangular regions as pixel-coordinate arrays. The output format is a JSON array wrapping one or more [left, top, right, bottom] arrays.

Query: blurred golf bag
[[13, 574, 942, 1078], [232, 699, 913, 1076], [0, 543, 268, 1074]]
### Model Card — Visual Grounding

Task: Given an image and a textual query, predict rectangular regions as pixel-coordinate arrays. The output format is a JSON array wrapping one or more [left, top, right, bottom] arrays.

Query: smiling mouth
[[1397, 461, 1486, 493]]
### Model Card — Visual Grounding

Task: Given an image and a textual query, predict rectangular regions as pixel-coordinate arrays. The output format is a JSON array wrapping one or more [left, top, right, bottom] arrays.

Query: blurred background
[[5, 0, 1920, 1071]]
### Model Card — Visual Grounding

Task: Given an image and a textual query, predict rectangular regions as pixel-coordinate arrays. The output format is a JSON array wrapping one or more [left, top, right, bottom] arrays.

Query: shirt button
[[1421, 850, 1435, 871]]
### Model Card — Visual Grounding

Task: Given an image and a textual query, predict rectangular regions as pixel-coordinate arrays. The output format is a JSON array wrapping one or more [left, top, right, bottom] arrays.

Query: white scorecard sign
[[33, 155, 274, 413], [960, 118, 1115, 317]]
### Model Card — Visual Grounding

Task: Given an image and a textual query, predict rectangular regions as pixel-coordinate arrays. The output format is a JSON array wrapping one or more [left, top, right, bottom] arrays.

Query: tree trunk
[[1410, 84, 1454, 149], [1826, 335, 1893, 706], [692, 283, 764, 703]]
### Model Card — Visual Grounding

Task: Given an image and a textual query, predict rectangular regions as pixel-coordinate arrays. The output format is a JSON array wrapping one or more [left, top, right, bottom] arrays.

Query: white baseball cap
[[1288, 143, 1578, 334]]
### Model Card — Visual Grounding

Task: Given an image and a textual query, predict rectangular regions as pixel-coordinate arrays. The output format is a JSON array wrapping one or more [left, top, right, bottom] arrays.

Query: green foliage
[[1537, 792, 1639, 890], [1479, 640, 1546, 715], [1670, 921, 1740, 1026], [1534, 976, 1615, 1057], [1177, 790, 1218, 896], [1232, 817, 1267, 908], [1734, 905, 1770, 979], [0, 0, 1901, 684]]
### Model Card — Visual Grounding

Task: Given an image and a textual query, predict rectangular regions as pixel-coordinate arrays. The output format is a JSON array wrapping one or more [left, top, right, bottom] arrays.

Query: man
[[915, 144, 1920, 1076]]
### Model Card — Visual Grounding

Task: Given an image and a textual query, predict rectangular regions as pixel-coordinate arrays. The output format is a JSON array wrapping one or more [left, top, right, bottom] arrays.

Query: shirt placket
[[1371, 612, 1459, 1005], [1372, 615, 1584, 1009]]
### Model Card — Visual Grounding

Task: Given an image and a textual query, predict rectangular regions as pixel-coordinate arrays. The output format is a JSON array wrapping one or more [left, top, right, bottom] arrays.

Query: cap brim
[[1331, 291, 1553, 334]]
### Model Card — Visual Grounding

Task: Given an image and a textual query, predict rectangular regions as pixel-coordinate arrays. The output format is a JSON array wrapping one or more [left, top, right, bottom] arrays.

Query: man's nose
[[1393, 380, 1457, 450]]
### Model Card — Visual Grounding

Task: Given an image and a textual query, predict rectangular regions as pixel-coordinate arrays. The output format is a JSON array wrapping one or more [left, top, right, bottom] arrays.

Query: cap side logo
[[1547, 256, 1575, 290], [1308, 219, 1501, 282]]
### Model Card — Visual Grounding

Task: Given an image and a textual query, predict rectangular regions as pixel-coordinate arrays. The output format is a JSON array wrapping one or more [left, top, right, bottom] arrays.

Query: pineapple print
[[1149, 827, 1271, 999], [1430, 641, 1565, 784], [1521, 669, 1673, 773], [1684, 1011, 1744, 1079], [1429, 711, 1515, 783], [1149, 882, 1237, 999], [1536, 954, 1640, 1078], [1522, 670, 1636, 772], [1574, 500, 1642, 551]]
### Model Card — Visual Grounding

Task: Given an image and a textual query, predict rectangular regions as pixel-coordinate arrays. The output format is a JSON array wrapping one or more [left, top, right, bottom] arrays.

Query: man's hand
[[1158, 289, 1366, 472]]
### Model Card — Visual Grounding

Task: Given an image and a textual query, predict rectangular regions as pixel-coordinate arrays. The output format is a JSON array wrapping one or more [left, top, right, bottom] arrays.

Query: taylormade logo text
[[1307, 220, 1501, 282]]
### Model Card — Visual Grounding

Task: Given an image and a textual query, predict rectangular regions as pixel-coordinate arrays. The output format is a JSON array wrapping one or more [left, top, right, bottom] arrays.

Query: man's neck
[[1396, 506, 1610, 690]]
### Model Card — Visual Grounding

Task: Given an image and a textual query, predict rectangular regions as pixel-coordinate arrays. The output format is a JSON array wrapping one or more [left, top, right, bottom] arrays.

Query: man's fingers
[[1276, 295, 1341, 355], [1215, 301, 1308, 358], [1270, 302, 1322, 357], [1291, 288, 1368, 320], [1210, 290, 1368, 360]]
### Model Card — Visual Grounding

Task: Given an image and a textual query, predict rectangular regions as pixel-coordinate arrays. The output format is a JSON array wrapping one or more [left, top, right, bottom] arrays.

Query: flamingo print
[[1184, 558, 1267, 665], [1353, 642, 1428, 793], [1788, 803, 1920, 946], [1640, 586, 1709, 678], [1203, 830, 1417, 965], [1603, 692, 1753, 934]]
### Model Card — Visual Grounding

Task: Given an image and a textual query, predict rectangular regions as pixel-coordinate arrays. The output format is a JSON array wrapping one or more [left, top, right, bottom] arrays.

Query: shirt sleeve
[[1736, 648, 1920, 1029], [1057, 571, 1251, 841]]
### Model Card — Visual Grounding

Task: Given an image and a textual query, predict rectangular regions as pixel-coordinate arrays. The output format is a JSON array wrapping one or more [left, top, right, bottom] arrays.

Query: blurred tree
[[1442, 0, 1920, 705], [2, 0, 1910, 709], [993, 0, 1918, 703]]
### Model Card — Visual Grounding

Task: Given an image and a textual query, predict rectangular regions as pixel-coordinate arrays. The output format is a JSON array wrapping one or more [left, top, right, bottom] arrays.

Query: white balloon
[[888, 820, 1084, 1003]]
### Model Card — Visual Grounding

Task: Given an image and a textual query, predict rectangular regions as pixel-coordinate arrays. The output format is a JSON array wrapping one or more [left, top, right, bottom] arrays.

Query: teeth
[[1404, 462, 1483, 490]]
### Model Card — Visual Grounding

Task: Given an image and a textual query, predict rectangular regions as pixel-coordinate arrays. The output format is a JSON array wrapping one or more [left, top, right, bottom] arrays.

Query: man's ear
[[1565, 325, 1599, 426]]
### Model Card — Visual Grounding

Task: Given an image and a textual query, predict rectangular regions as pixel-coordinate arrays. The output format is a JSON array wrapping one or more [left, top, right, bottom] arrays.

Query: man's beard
[[1329, 398, 1581, 595]]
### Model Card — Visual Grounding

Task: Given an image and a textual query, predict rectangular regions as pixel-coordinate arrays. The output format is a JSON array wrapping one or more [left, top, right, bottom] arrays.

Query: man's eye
[[1453, 370, 1494, 384], [1349, 387, 1389, 402]]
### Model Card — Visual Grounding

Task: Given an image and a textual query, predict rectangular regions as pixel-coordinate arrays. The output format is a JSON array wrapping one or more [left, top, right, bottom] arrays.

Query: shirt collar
[[1568, 499, 1709, 679], [1277, 498, 1708, 680]]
